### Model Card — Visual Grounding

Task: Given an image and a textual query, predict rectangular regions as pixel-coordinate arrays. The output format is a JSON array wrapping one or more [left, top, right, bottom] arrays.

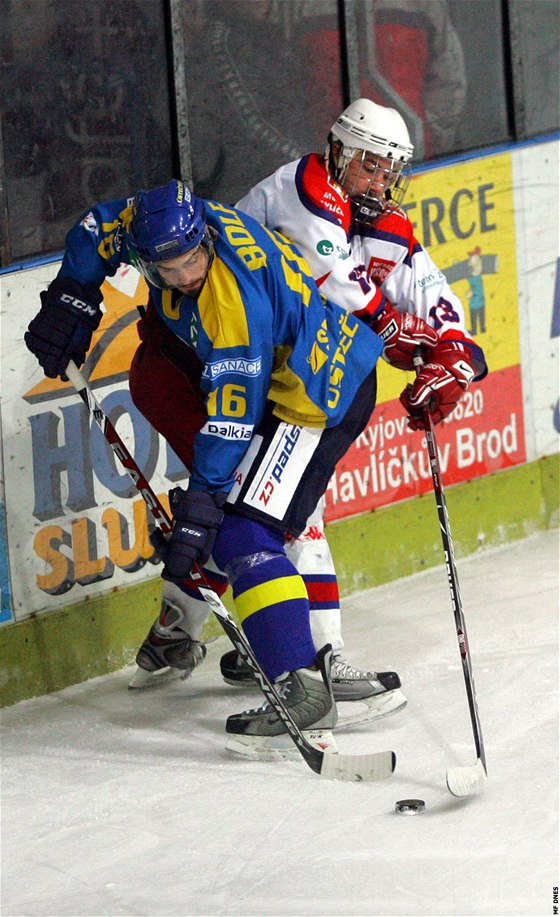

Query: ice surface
[[1, 530, 558, 917]]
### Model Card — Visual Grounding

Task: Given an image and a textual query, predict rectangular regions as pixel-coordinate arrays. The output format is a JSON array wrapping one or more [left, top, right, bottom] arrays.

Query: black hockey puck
[[395, 799, 425, 815]]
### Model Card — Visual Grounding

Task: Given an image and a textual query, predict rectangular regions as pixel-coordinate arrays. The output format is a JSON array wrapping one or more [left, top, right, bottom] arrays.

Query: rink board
[[1, 453, 557, 707]]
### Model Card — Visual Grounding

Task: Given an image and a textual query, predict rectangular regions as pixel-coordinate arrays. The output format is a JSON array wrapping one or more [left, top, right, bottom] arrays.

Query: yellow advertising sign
[[377, 152, 519, 402]]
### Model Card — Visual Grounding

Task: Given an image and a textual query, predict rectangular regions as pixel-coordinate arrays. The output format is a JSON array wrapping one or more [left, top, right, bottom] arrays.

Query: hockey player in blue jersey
[[25, 179, 388, 757]]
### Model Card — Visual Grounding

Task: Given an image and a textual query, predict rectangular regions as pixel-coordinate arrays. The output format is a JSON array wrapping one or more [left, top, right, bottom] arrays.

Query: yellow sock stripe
[[234, 575, 308, 625]]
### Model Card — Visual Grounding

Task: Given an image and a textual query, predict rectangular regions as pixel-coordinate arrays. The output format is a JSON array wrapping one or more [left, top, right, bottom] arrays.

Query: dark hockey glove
[[400, 341, 476, 429], [149, 526, 169, 564], [162, 488, 225, 583], [372, 304, 438, 371], [24, 277, 103, 378]]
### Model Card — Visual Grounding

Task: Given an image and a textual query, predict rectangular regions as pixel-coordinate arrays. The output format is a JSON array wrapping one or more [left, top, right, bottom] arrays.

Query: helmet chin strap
[[201, 227, 216, 275], [325, 136, 341, 179]]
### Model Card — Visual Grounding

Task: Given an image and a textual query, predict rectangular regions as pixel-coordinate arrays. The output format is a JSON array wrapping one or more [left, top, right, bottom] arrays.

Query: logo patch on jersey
[[203, 357, 262, 380], [417, 269, 446, 292], [366, 257, 396, 285], [317, 239, 334, 256], [236, 423, 322, 520], [80, 212, 99, 235], [200, 421, 253, 440], [321, 198, 345, 218], [309, 341, 329, 374]]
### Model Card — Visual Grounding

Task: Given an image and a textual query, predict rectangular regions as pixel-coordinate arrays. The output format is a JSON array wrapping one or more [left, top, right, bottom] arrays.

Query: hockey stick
[[413, 352, 487, 797], [65, 360, 395, 783]]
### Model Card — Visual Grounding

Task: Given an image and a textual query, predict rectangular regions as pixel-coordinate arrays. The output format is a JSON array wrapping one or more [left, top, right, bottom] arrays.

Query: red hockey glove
[[400, 341, 476, 429], [372, 304, 438, 371]]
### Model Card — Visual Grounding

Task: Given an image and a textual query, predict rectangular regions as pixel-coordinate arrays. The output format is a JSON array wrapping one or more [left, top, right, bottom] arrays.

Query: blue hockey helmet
[[128, 180, 211, 288]]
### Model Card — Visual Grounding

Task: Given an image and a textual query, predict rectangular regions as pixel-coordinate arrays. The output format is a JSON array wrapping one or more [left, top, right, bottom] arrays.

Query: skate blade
[[334, 689, 407, 729], [221, 675, 254, 688], [128, 665, 183, 689], [225, 729, 339, 760]]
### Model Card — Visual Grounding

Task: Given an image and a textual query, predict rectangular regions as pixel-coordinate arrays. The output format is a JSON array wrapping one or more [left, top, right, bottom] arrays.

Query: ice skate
[[329, 659, 407, 726], [128, 598, 207, 689], [220, 648, 255, 687], [220, 648, 406, 726], [225, 646, 339, 759]]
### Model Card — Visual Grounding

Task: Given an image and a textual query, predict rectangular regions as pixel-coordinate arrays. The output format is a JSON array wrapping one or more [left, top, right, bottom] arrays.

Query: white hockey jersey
[[236, 153, 486, 377]]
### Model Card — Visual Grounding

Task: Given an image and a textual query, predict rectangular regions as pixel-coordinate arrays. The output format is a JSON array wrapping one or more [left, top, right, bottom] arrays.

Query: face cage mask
[[130, 228, 215, 291], [335, 146, 411, 225]]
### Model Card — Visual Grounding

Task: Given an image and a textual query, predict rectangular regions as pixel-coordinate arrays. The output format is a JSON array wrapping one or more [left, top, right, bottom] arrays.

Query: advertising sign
[[325, 152, 526, 521], [1, 264, 188, 621]]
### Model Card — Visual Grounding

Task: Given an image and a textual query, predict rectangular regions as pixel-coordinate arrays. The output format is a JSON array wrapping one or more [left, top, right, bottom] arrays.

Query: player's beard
[[178, 275, 207, 297], [176, 253, 212, 298]]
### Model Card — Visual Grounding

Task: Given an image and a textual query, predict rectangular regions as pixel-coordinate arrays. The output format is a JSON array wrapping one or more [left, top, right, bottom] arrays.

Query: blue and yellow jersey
[[58, 197, 383, 494]]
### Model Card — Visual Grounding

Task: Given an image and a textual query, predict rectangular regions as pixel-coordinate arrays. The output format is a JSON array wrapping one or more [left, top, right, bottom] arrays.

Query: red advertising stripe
[[325, 364, 526, 523]]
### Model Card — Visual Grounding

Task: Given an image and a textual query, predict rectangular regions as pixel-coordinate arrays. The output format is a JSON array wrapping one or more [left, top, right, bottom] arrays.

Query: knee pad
[[212, 512, 285, 573]]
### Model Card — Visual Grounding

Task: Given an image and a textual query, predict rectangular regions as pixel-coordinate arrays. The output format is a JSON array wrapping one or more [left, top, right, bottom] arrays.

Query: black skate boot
[[220, 648, 406, 725], [225, 646, 338, 758]]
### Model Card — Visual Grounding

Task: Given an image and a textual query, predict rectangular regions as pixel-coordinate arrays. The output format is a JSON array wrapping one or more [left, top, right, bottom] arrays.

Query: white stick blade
[[446, 758, 487, 797], [320, 750, 396, 782]]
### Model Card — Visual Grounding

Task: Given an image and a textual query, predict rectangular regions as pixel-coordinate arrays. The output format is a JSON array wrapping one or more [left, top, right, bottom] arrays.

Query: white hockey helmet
[[331, 98, 414, 163], [328, 98, 414, 223]]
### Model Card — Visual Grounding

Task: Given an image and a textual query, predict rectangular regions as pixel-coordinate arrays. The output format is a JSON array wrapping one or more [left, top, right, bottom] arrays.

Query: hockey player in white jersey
[[219, 97, 486, 690], [236, 98, 485, 371]]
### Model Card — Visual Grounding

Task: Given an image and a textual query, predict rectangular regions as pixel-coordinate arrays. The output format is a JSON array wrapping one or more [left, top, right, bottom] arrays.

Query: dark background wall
[[0, 0, 558, 264]]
